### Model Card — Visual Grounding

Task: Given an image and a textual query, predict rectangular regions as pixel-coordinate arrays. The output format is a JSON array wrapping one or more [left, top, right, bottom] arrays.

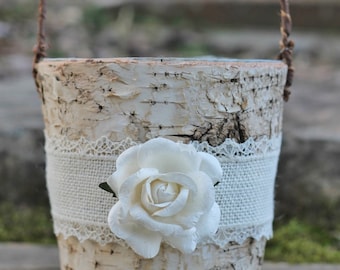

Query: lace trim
[[192, 135, 281, 161], [53, 216, 272, 249], [45, 136, 139, 157], [53, 216, 128, 247], [45, 134, 281, 247], [204, 222, 273, 248], [45, 134, 281, 160]]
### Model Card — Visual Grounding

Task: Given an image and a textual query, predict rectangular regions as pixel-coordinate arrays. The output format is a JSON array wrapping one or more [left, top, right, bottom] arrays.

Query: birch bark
[[36, 58, 286, 270]]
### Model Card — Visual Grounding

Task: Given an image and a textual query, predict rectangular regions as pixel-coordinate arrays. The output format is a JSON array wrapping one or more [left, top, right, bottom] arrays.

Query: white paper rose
[[107, 137, 222, 258]]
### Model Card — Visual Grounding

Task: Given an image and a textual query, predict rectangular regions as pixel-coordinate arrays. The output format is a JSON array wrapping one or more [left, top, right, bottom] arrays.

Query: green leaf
[[214, 181, 220, 187], [99, 182, 116, 197]]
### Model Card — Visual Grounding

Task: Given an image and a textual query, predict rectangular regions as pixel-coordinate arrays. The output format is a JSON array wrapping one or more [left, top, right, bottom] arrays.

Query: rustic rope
[[278, 0, 294, 102], [32, 0, 47, 87]]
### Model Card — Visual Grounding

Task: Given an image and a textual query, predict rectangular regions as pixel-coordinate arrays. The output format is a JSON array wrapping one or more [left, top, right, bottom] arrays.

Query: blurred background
[[0, 0, 340, 264]]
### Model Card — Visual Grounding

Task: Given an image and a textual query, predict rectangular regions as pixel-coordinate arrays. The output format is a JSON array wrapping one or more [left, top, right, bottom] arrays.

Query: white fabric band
[[45, 135, 281, 247]]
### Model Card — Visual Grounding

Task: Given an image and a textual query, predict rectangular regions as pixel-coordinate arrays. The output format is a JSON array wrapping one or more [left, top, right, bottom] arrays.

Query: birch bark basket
[[35, 57, 287, 270]]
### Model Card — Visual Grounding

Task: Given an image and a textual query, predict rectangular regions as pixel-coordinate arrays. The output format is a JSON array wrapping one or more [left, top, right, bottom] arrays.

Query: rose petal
[[141, 181, 157, 214], [156, 173, 197, 193], [108, 203, 162, 258], [141, 173, 195, 215], [108, 201, 126, 225], [137, 138, 201, 173], [141, 180, 172, 214], [164, 231, 197, 254], [119, 168, 159, 205], [129, 204, 185, 237], [198, 152, 222, 185], [153, 187, 189, 217], [173, 171, 215, 228], [152, 181, 178, 204], [107, 144, 140, 193], [195, 202, 220, 241]]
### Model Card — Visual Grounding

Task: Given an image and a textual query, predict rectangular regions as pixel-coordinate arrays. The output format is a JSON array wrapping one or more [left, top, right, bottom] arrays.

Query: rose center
[[151, 180, 179, 204]]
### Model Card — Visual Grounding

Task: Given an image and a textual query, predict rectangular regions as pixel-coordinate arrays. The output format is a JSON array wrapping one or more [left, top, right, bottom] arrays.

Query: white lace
[[45, 134, 281, 248]]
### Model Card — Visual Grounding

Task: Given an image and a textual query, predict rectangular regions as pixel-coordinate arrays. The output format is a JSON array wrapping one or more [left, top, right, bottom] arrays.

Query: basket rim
[[37, 57, 287, 68]]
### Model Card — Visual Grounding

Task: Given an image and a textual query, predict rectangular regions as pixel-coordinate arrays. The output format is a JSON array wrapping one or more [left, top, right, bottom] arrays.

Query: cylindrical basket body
[[35, 58, 287, 270]]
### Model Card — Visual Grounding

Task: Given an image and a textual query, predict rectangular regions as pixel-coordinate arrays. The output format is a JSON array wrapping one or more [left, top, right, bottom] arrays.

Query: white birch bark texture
[[35, 58, 287, 270], [57, 235, 267, 270]]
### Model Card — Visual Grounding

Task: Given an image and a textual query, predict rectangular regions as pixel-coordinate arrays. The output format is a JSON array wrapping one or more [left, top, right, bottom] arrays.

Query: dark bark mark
[[235, 113, 246, 143]]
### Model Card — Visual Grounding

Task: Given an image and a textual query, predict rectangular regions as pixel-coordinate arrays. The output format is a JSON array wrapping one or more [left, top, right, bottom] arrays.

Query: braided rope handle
[[32, 0, 294, 101], [32, 0, 46, 89], [278, 0, 294, 101]]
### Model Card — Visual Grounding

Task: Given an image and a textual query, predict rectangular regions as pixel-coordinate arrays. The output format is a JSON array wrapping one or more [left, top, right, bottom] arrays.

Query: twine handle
[[32, 0, 294, 101], [278, 0, 294, 101], [32, 0, 46, 87]]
